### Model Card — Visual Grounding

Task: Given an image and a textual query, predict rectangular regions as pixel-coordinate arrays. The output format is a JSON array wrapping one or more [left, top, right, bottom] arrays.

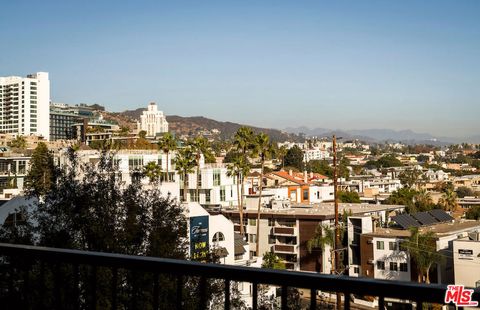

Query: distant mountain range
[[117, 108, 302, 142], [284, 127, 480, 144], [114, 108, 478, 144]]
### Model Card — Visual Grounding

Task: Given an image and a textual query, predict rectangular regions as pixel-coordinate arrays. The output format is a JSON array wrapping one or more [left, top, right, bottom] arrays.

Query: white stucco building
[[0, 72, 50, 139], [138, 102, 168, 137]]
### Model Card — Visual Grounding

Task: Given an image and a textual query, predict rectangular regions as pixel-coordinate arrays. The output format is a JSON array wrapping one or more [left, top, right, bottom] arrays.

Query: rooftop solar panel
[[392, 214, 421, 229], [428, 209, 454, 222], [412, 212, 438, 225]]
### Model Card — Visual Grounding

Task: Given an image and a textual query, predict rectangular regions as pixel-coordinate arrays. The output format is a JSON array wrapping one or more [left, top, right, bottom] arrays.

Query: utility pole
[[333, 135, 342, 310]]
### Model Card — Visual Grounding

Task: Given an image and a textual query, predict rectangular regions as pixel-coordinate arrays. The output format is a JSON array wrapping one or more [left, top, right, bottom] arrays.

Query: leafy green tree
[[399, 169, 422, 189], [254, 133, 275, 255], [365, 154, 403, 169], [158, 132, 177, 181], [276, 145, 288, 168], [261, 252, 286, 270], [413, 189, 435, 213], [401, 227, 441, 283], [138, 130, 147, 139], [24, 142, 56, 197], [174, 147, 197, 202], [9, 135, 27, 149], [338, 191, 361, 203], [307, 160, 333, 178], [284, 145, 304, 171], [466, 206, 480, 220], [455, 186, 475, 198]]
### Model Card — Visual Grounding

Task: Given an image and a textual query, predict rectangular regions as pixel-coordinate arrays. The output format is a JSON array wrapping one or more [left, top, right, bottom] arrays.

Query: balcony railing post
[[153, 272, 159, 310], [281, 285, 288, 310], [378, 296, 385, 310], [112, 267, 118, 310], [224, 279, 230, 310], [176, 275, 183, 310], [310, 288, 316, 310], [73, 264, 80, 310], [91, 265, 97, 309], [199, 276, 207, 310], [344, 291, 351, 310], [252, 281, 258, 310]]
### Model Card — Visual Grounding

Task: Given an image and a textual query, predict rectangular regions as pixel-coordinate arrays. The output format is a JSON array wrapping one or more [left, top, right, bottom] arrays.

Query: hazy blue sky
[[1, 1, 479, 137]]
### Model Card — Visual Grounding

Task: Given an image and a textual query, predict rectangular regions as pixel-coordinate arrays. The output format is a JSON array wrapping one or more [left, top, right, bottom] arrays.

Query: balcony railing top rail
[[0, 243, 478, 309]]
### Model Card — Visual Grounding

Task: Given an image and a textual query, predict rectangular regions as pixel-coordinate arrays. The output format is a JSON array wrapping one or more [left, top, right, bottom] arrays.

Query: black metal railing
[[0, 243, 477, 309]]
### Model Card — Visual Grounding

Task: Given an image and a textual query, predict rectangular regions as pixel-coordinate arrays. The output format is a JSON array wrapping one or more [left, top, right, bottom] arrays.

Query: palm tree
[[254, 133, 275, 255], [307, 224, 335, 273], [276, 145, 288, 169], [158, 133, 177, 182], [438, 189, 459, 212], [143, 161, 162, 184], [174, 147, 196, 203], [227, 154, 248, 236], [233, 127, 255, 210], [189, 137, 213, 202], [401, 227, 441, 283]]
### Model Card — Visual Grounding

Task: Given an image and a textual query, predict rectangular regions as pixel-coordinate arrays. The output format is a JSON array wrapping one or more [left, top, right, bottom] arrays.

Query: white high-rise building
[[138, 102, 168, 137], [0, 72, 50, 139]]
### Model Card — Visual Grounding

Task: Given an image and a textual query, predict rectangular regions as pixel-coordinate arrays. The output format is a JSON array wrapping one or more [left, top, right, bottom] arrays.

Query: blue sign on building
[[190, 215, 209, 261]]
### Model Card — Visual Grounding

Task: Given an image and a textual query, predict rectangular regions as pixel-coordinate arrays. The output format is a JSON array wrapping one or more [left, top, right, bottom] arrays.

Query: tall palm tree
[[174, 147, 196, 203], [189, 137, 213, 202], [158, 133, 177, 182], [438, 189, 459, 212], [143, 161, 162, 184], [233, 127, 255, 210], [254, 133, 275, 255], [413, 189, 433, 212], [227, 154, 248, 236], [401, 227, 441, 283], [276, 145, 288, 169]]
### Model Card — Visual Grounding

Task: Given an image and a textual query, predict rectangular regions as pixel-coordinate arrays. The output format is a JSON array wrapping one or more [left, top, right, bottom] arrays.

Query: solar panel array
[[429, 209, 454, 222], [413, 212, 438, 225], [392, 209, 453, 229]]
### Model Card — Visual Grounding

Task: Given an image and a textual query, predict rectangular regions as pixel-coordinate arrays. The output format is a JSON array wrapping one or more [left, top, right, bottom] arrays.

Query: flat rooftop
[[223, 203, 404, 220], [364, 220, 480, 238]]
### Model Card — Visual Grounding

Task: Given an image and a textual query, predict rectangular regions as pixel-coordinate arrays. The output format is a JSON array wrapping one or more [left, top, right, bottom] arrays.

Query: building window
[[376, 261, 385, 270], [354, 267, 360, 274], [213, 170, 220, 186], [220, 187, 226, 202], [400, 263, 408, 272], [376, 241, 384, 250], [268, 219, 275, 226], [128, 156, 143, 170], [205, 190, 211, 203], [303, 189, 309, 200], [248, 219, 256, 226], [248, 234, 257, 243], [389, 262, 398, 271], [212, 232, 225, 243], [389, 241, 397, 251], [268, 235, 276, 244]]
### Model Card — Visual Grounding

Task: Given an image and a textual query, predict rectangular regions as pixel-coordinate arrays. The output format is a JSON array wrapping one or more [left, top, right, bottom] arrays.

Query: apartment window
[[303, 189, 309, 200], [248, 219, 257, 226], [212, 232, 225, 243], [400, 263, 408, 272], [389, 262, 398, 271], [376, 261, 385, 270], [128, 156, 143, 170], [157, 157, 162, 167], [268, 219, 275, 226], [376, 241, 384, 250], [213, 170, 221, 186], [354, 267, 360, 274], [248, 234, 257, 243], [389, 241, 397, 251], [220, 187, 226, 202], [205, 190, 211, 203]]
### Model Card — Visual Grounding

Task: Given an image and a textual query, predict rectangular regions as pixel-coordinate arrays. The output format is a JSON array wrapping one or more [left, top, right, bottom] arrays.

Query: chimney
[[303, 171, 308, 183], [289, 169, 293, 176]]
